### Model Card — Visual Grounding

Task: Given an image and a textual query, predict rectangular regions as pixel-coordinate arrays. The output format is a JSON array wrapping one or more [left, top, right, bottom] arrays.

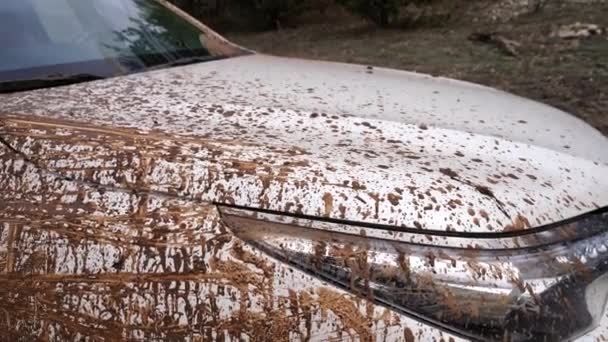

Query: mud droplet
[[504, 214, 531, 232], [404, 327, 415, 342], [387, 193, 402, 206], [439, 168, 459, 178], [322, 193, 333, 216]]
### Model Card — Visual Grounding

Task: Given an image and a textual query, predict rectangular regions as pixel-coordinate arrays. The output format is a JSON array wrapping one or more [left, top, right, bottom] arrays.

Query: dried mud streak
[[0, 115, 223, 203], [0, 115, 280, 201], [317, 287, 374, 341], [0, 168, 271, 338], [0, 138, 406, 341]]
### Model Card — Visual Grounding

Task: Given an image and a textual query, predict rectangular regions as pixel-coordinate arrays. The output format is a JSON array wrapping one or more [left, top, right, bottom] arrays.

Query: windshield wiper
[[0, 73, 105, 94], [0, 56, 223, 94]]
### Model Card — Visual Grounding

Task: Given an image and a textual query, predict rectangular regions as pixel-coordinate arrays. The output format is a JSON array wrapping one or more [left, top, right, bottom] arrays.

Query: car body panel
[[2, 118, 607, 340], [0, 136, 464, 341], [1, 57, 607, 234]]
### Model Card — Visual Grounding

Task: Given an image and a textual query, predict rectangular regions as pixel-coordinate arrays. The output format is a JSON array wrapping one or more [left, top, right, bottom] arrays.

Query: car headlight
[[220, 206, 608, 341]]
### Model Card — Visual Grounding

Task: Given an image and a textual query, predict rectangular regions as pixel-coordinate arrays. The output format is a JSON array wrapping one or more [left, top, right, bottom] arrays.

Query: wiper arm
[[0, 73, 105, 94]]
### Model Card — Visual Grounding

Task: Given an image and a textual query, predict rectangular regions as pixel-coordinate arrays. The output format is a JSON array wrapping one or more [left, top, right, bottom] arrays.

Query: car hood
[[1, 54, 607, 234]]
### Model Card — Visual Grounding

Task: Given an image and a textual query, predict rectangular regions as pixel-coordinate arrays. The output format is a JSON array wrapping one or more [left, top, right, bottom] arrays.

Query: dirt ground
[[225, 1, 608, 136]]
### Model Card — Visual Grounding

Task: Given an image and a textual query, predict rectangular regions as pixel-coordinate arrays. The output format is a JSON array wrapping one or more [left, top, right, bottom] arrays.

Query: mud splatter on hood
[[3, 54, 607, 162], [1, 54, 607, 234]]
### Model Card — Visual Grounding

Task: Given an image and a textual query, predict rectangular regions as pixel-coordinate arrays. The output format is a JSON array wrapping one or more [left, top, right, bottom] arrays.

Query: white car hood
[[138, 54, 606, 164], [1, 54, 607, 235]]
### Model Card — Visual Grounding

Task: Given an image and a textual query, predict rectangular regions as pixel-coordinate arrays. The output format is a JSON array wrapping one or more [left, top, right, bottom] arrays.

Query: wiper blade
[[0, 56, 223, 94], [0, 73, 105, 94]]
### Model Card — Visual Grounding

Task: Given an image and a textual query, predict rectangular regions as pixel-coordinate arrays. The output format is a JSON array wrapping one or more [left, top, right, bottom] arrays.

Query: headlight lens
[[220, 206, 608, 341]]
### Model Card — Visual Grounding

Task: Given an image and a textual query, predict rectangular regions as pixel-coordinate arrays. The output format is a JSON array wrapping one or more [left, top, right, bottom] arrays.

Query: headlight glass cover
[[220, 206, 608, 341]]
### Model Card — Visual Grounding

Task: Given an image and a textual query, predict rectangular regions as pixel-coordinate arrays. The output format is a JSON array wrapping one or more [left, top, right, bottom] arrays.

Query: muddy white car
[[1, 0, 607, 341]]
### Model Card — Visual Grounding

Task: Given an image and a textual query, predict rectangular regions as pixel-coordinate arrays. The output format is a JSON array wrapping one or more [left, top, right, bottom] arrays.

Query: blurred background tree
[[232, 0, 310, 30], [169, 0, 450, 30], [335, 0, 404, 27]]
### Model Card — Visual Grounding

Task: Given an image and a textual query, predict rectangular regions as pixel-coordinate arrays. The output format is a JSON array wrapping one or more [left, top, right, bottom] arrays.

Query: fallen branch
[[468, 32, 521, 57]]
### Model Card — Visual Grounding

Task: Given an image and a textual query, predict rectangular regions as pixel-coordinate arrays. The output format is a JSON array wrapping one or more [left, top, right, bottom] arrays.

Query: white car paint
[[2, 55, 607, 235], [1, 2, 608, 340]]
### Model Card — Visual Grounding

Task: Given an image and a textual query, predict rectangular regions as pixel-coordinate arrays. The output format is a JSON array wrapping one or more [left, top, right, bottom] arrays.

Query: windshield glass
[[0, 0, 245, 91]]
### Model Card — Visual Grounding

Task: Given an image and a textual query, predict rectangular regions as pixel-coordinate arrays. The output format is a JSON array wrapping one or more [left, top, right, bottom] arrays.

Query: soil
[[225, 1, 608, 136]]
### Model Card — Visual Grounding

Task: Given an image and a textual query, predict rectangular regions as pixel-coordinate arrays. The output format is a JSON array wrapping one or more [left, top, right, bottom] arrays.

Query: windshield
[[0, 0, 246, 92]]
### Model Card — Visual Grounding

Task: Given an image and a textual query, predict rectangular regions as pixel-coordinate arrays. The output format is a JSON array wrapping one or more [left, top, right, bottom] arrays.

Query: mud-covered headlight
[[220, 206, 608, 341]]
